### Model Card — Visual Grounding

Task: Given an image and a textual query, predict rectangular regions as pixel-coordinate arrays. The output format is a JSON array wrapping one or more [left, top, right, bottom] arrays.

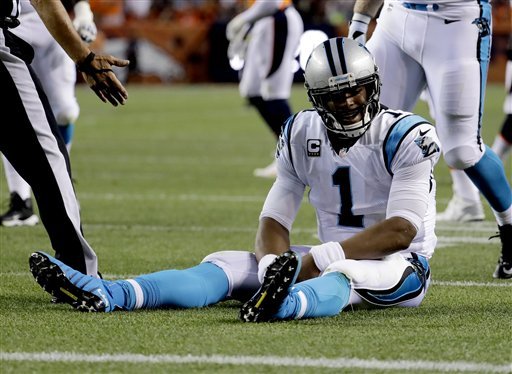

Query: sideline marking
[[1, 352, 510, 372]]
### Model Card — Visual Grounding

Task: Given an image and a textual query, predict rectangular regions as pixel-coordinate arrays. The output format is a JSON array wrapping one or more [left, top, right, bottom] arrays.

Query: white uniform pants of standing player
[[366, 1, 493, 220]]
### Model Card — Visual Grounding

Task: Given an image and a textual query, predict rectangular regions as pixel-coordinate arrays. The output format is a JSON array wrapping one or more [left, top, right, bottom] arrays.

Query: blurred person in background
[[0, 0, 96, 227], [226, 0, 303, 178], [88, 0, 153, 81], [347, 0, 512, 279]]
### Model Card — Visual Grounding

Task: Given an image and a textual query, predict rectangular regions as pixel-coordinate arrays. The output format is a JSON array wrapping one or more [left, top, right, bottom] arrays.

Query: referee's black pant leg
[[1, 61, 90, 274]]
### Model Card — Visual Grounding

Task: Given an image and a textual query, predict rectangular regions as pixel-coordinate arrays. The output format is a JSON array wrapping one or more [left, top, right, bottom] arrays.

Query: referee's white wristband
[[310, 242, 345, 273]]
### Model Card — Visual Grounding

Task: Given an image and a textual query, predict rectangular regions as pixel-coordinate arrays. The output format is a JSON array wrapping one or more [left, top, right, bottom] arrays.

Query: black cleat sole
[[240, 251, 299, 323], [29, 252, 106, 312]]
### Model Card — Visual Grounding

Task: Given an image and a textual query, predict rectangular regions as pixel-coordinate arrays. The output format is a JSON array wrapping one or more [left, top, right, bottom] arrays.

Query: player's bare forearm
[[343, 216, 417, 259], [353, 0, 384, 18], [254, 217, 291, 261], [298, 217, 417, 282]]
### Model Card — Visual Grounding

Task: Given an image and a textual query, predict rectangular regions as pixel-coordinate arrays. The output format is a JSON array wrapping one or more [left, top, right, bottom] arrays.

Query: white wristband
[[351, 12, 372, 26], [310, 242, 345, 273], [348, 13, 371, 44], [257, 254, 278, 284]]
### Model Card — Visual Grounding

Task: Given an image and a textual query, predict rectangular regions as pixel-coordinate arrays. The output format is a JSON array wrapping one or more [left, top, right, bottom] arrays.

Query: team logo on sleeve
[[276, 133, 286, 158], [307, 139, 321, 157], [414, 130, 440, 158]]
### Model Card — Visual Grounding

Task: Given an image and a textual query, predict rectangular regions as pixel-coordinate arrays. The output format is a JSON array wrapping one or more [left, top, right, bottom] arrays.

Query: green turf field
[[1, 83, 511, 373]]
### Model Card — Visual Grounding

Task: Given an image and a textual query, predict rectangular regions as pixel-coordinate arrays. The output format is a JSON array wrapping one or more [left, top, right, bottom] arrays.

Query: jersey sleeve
[[386, 160, 433, 230], [383, 114, 442, 174], [383, 114, 441, 230]]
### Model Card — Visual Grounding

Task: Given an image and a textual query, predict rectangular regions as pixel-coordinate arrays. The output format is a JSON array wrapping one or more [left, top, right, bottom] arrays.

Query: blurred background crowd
[[85, 0, 510, 84]]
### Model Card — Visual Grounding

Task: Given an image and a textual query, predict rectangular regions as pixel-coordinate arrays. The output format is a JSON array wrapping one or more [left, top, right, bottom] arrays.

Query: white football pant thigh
[[366, 4, 426, 112], [202, 251, 260, 302], [369, 1, 489, 170], [423, 13, 488, 170]]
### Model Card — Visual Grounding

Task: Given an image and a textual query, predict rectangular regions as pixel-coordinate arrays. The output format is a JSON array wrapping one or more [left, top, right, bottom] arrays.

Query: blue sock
[[105, 263, 229, 310], [58, 123, 75, 147], [103, 280, 134, 310], [274, 272, 351, 320], [465, 146, 512, 212]]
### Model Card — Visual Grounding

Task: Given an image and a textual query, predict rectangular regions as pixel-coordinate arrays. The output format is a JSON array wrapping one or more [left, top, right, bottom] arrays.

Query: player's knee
[[443, 145, 483, 170], [202, 250, 233, 265], [202, 250, 259, 301]]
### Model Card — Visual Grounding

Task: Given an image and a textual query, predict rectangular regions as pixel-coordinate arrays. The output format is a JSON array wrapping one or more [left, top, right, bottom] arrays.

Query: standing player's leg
[[425, 7, 512, 278], [1, 54, 99, 277]]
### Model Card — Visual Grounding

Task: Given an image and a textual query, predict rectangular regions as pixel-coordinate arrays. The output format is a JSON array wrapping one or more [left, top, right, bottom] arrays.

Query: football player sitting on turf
[[30, 38, 442, 321]]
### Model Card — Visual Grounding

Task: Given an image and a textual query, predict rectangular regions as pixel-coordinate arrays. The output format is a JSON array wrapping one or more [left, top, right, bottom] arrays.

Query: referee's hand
[[77, 52, 129, 106]]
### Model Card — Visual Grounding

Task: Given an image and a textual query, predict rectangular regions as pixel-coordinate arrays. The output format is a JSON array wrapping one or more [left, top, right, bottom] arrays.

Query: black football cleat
[[240, 250, 300, 322], [493, 224, 512, 279], [29, 251, 113, 312]]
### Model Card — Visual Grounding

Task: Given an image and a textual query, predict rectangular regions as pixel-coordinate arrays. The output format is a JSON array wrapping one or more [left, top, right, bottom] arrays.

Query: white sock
[[491, 135, 512, 162], [493, 205, 512, 226], [2, 155, 31, 200]]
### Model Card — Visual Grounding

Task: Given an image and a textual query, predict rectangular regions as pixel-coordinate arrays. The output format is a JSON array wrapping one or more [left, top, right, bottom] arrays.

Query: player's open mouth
[[339, 107, 363, 121]]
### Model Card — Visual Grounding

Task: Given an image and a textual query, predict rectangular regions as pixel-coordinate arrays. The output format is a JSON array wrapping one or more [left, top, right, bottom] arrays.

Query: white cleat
[[437, 194, 485, 222], [253, 160, 277, 179]]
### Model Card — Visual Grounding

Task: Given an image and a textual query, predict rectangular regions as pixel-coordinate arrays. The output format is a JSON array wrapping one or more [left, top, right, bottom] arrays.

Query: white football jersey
[[260, 108, 442, 258]]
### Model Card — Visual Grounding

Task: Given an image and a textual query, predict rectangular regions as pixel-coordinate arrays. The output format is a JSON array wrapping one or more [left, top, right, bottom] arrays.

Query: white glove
[[227, 23, 250, 60], [347, 13, 372, 45], [73, 1, 97, 44], [226, 14, 249, 41]]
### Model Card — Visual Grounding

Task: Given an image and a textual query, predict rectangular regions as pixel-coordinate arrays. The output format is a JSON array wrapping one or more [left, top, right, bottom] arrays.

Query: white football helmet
[[304, 37, 381, 146]]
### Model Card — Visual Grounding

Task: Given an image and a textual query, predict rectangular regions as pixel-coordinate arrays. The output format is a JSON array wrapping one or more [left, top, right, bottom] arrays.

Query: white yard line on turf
[[1, 352, 510, 373]]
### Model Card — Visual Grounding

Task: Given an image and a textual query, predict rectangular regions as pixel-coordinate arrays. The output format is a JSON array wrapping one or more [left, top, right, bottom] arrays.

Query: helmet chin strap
[[324, 106, 373, 156]]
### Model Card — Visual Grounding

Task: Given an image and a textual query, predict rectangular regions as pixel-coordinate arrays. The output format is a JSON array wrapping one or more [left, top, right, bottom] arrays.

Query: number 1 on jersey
[[332, 167, 364, 228]]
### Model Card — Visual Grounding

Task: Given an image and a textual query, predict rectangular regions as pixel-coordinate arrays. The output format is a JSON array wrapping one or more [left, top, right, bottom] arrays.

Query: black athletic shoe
[[29, 251, 112, 312], [493, 224, 512, 279], [240, 251, 301, 323], [0, 192, 39, 227], [493, 258, 512, 279]]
